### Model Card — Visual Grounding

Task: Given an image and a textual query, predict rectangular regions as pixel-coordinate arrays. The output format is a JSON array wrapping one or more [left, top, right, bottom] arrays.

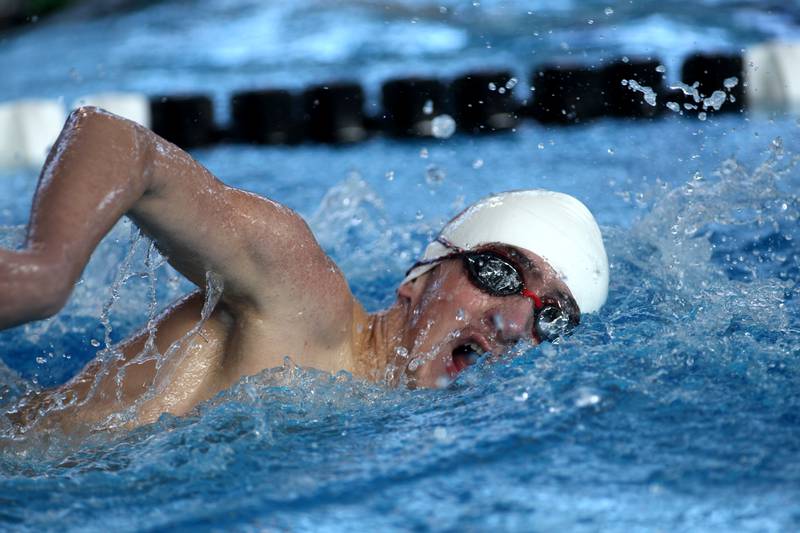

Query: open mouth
[[450, 341, 487, 374]]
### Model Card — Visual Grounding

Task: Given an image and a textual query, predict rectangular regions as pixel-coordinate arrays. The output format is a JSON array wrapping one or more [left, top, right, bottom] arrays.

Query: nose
[[486, 299, 534, 344]]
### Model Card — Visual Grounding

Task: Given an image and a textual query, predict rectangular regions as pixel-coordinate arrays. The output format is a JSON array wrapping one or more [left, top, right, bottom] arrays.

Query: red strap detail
[[521, 288, 543, 309]]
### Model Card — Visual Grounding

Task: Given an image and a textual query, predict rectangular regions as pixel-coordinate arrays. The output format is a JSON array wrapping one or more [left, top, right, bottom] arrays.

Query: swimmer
[[0, 108, 608, 430]]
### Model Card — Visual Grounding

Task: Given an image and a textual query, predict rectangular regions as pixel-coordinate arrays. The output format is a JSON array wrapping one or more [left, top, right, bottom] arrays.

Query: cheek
[[450, 284, 496, 323], [413, 274, 459, 319], [492, 300, 536, 340], [411, 267, 496, 339]]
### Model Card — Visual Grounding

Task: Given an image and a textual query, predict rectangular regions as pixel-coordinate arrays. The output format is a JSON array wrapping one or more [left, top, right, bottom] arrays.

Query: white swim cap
[[403, 190, 609, 314]]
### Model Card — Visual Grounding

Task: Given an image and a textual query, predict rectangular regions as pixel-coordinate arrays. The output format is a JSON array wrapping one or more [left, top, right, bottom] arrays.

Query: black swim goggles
[[406, 237, 578, 342]]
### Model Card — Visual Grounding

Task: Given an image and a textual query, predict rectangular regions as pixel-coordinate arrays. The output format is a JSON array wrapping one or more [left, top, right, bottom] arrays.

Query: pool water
[[2, 1, 800, 531]]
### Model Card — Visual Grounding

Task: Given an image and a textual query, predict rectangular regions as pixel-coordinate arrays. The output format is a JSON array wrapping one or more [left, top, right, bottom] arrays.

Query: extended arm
[[0, 107, 346, 330]]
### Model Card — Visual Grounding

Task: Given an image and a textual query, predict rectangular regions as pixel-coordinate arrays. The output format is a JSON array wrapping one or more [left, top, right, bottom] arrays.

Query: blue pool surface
[[1, 1, 800, 531]]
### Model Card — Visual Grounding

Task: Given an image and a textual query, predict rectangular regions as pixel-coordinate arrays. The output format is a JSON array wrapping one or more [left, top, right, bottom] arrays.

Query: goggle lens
[[535, 305, 574, 342], [463, 253, 523, 296]]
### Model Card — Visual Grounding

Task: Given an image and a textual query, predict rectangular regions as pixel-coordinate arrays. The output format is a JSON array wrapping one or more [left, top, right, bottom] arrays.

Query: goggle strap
[[521, 288, 543, 309]]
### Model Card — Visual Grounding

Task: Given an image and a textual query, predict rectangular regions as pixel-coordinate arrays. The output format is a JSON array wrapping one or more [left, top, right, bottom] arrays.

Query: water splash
[[702, 90, 727, 111], [0, 222, 224, 438], [622, 79, 657, 106], [102, 269, 223, 430], [671, 80, 701, 102], [308, 173, 432, 309]]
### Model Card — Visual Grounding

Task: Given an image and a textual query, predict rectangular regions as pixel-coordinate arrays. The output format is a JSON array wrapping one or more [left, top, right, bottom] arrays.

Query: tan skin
[[0, 107, 577, 432]]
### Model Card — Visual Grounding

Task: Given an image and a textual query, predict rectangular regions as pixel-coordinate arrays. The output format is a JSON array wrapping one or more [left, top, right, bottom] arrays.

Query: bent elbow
[[67, 105, 103, 129], [67, 106, 131, 138], [34, 284, 71, 321]]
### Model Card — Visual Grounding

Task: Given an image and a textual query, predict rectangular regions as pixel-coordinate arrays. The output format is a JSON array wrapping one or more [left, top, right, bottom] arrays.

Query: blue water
[[2, 1, 800, 531]]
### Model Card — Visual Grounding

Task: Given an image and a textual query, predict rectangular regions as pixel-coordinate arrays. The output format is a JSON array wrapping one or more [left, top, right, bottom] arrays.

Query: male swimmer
[[0, 108, 608, 429]]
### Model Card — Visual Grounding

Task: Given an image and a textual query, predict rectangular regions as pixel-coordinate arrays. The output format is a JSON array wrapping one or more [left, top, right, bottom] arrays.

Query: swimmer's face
[[396, 244, 578, 388]]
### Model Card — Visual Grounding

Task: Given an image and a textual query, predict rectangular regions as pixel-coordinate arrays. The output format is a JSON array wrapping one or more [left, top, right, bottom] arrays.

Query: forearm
[[0, 107, 154, 330], [0, 249, 63, 328]]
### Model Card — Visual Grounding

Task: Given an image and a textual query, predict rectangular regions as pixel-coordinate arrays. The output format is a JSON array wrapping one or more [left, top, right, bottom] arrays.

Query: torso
[[15, 287, 367, 431]]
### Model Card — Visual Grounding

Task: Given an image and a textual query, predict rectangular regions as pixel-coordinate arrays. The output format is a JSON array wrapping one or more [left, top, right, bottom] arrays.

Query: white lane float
[[0, 98, 66, 170], [745, 41, 800, 114]]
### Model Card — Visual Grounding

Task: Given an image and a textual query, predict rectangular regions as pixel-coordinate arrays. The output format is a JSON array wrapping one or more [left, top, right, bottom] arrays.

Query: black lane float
[[2, 42, 799, 168]]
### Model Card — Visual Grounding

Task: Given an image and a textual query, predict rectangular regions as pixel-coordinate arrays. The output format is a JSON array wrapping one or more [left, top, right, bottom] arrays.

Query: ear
[[397, 271, 429, 305]]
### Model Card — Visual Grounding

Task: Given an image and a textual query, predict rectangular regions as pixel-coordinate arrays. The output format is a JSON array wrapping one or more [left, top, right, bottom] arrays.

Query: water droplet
[[514, 391, 529, 402], [666, 101, 681, 113], [607, 147, 615, 155], [702, 90, 727, 111], [456, 308, 466, 321], [415, 210, 424, 220], [671, 81, 702, 103], [505, 78, 518, 90], [90, 339, 101, 347], [408, 357, 422, 371], [35, 356, 46, 364], [655, 64, 666, 73], [435, 377, 451, 389], [587, 19, 594, 25], [723, 76, 739, 89], [488, 82, 497, 91], [537, 142, 545, 150], [604, 7, 614, 15], [419, 147, 429, 159], [472, 158, 484, 169], [385, 170, 395, 181], [394, 346, 409, 359], [492, 314, 505, 332], [623, 79, 657, 106], [431, 114, 456, 139], [422, 99, 434, 115], [698, 111, 707, 121], [621, 56, 629, 63], [425, 164, 446, 185], [575, 389, 601, 407]]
